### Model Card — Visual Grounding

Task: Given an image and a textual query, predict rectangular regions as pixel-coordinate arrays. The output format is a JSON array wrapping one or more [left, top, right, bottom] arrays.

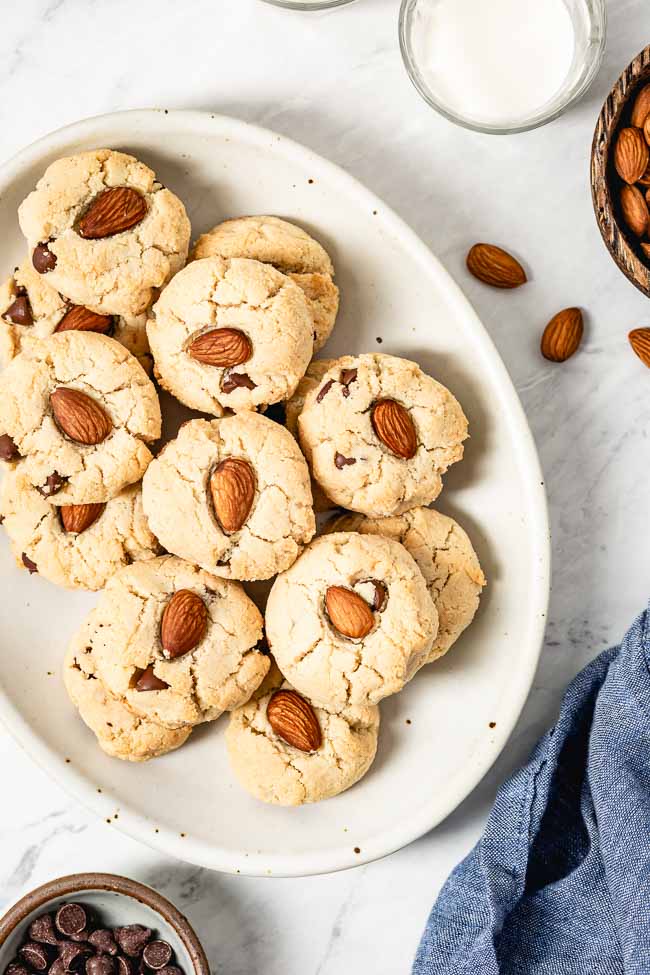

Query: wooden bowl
[[591, 44, 650, 297]]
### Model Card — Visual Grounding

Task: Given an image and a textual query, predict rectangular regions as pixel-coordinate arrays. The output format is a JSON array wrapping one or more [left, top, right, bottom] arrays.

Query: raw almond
[[371, 398, 417, 459], [631, 83, 650, 128], [644, 115, 650, 150], [629, 327, 650, 368], [50, 387, 113, 445], [466, 243, 527, 288], [614, 127, 649, 184], [620, 184, 649, 236], [77, 187, 147, 239], [160, 589, 208, 659], [267, 689, 322, 752], [60, 503, 105, 534], [638, 162, 650, 187], [55, 306, 113, 334], [325, 585, 375, 640], [210, 457, 256, 534], [640, 242, 650, 261], [188, 328, 252, 367], [541, 308, 583, 362]]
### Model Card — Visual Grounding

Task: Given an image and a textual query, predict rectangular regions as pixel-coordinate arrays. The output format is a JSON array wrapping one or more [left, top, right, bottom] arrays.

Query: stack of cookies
[[0, 148, 485, 807]]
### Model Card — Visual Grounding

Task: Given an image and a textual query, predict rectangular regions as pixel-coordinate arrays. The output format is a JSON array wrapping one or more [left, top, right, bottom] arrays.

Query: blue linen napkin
[[413, 603, 650, 975]]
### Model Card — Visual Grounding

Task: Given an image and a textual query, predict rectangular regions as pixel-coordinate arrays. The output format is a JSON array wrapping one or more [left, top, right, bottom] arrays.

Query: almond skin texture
[[620, 184, 649, 237], [77, 187, 147, 239], [541, 308, 584, 363], [614, 128, 649, 184], [50, 387, 113, 445], [60, 503, 105, 534], [631, 84, 650, 128], [466, 243, 527, 289], [160, 589, 208, 659], [644, 115, 650, 150], [188, 328, 252, 367], [267, 689, 322, 752], [209, 457, 256, 534], [371, 398, 417, 459], [325, 585, 375, 640], [629, 327, 650, 368], [55, 306, 113, 334]]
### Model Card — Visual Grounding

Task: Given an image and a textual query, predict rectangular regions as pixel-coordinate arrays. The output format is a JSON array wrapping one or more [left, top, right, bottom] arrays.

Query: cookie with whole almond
[[0, 471, 160, 590], [297, 353, 468, 517], [142, 413, 315, 581], [18, 149, 190, 317], [146, 256, 314, 415], [0, 258, 153, 372], [0, 331, 161, 504], [266, 532, 438, 710], [328, 507, 485, 663], [192, 216, 339, 351], [226, 664, 379, 805], [67, 555, 270, 731]]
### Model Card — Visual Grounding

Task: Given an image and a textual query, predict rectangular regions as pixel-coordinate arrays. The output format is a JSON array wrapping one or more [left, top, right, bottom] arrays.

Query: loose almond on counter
[[267, 689, 322, 752], [614, 127, 649, 184], [541, 308, 583, 362], [60, 503, 105, 534], [371, 398, 417, 459], [50, 387, 113, 445], [620, 184, 649, 237], [77, 187, 147, 239], [160, 589, 208, 659], [188, 327, 252, 367], [629, 327, 650, 368], [209, 457, 256, 533], [466, 243, 527, 289], [325, 585, 375, 640]]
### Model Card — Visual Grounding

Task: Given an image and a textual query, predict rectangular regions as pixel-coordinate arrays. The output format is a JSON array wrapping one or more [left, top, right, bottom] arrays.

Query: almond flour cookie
[[0, 331, 161, 504], [329, 507, 486, 663], [266, 532, 438, 709], [226, 664, 379, 805], [142, 414, 315, 581], [0, 259, 152, 372], [146, 256, 314, 415], [192, 216, 339, 351], [68, 555, 270, 731], [284, 357, 337, 512], [298, 353, 468, 517], [64, 642, 191, 762], [18, 149, 190, 317], [0, 470, 159, 590]]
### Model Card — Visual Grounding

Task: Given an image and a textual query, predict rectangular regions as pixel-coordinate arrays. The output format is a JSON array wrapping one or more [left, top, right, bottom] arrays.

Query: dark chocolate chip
[[28, 914, 59, 946], [88, 931, 118, 956], [22, 553, 38, 574], [86, 958, 115, 975], [55, 904, 88, 938], [339, 368, 357, 396], [141, 943, 172, 971], [19, 943, 50, 971], [369, 580, 388, 612], [33, 242, 57, 274], [316, 379, 334, 403], [334, 452, 356, 469], [220, 371, 256, 393], [113, 928, 152, 959], [37, 471, 67, 497], [3, 295, 33, 327], [135, 666, 169, 692], [115, 959, 133, 975], [6, 963, 33, 975], [58, 943, 92, 971], [0, 434, 19, 461]]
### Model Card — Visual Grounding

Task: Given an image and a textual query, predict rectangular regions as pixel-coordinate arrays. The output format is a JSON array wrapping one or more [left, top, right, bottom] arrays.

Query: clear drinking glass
[[261, 0, 357, 9], [399, 0, 607, 134]]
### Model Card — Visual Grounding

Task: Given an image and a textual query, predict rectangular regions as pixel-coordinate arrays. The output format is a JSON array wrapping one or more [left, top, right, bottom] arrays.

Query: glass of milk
[[399, 0, 606, 133]]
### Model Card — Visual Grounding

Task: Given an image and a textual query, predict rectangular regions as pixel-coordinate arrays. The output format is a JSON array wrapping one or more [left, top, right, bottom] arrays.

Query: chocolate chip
[[3, 295, 33, 326], [86, 958, 115, 975], [113, 928, 152, 959], [88, 931, 118, 956], [0, 434, 19, 461], [19, 943, 50, 971], [316, 379, 334, 403], [6, 963, 33, 975], [220, 371, 256, 394], [22, 553, 38, 574], [141, 943, 172, 971], [33, 242, 57, 274], [339, 368, 357, 396], [28, 914, 59, 946], [55, 904, 88, 938], [370, 580, 388, 612], [58, 943, 92, 971], [37, 471, 68, 497], [115, 959, 133, 975], [334, 452, 356, 469], [135, 667, 169, 692]]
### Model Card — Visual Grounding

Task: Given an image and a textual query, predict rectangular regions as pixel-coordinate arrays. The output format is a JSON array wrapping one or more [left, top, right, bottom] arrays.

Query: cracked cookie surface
[[329, 507, 485, 663], [0, 331, 161, 504], [226, 664, 379, 805], [192, 215, 339, 351], [18, 149, 190, 317], [67, 555, 269, 730], [142, 414, 315, 581], [147, 256, 314, 414], [297, 353, 468, 517], [0, 258, 152, 372], [0, 470, 160, 591], [266, 532, 438, 709]]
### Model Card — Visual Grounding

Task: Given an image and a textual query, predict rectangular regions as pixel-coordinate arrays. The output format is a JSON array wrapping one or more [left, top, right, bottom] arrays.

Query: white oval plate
[[0, 110, 549, 877]]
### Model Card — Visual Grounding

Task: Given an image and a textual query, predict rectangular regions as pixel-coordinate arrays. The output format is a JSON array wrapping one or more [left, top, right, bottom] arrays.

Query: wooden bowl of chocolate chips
[[0, 874, 210, 975]]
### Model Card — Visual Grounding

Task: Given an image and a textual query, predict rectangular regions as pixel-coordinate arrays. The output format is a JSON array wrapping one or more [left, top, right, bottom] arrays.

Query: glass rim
[[260, 0, 356, 9], [398, 0, 607, 135]]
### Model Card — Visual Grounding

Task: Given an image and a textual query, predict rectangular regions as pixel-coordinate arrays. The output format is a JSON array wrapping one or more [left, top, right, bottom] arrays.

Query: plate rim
[[0, 108, 550, 877]]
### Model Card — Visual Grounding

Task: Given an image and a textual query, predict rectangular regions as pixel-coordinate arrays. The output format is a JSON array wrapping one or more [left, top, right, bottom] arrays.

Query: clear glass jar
[[399, 0, 607, 134], [261, 0, 356, 8]]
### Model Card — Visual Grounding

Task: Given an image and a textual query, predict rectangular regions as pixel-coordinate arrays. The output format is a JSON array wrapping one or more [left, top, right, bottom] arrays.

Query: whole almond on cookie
[[631, 84, 650, 128], [614, 128, 649, 184], [55, 306, 113, 334], [160, 589, 208, 659], [620, 184, 649, 237], [50, 387, 113, 445], [188, 328, 252, 367], [629, 327, 650, 368], [210, 457, 256, 534], [371, 399, 417, 459], [541, 308, 584, 362], [267, 689, 322, 752], [325, 585, 375, 639], [77, 187, 147, 239], [60, 503, 105, 534], [466, 243, 527, 288]]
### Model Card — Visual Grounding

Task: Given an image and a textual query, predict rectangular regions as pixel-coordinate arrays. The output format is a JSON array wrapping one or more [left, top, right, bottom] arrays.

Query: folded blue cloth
[[413, 603, 650, 975]]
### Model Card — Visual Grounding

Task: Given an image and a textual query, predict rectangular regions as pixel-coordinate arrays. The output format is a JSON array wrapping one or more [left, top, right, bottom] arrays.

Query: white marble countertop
[[1, 1, 649, 972]]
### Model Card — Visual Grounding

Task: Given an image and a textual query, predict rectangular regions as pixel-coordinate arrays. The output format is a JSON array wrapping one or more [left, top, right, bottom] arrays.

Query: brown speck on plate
[[489, 721, 496, 729], [308, 178, 314, 184], [376, 336, 383, 344], [65, 758, 71, 764], [405, 718, 412, 725], [180, 832, 186, 838], [354, 847, 361, 854]]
